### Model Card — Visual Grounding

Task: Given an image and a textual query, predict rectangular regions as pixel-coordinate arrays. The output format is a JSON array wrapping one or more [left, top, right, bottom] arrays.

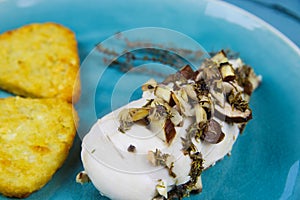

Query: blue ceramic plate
[[0, 0, 299, 199]]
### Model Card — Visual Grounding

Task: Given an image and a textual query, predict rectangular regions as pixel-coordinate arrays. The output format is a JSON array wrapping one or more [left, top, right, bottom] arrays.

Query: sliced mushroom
[[196, 66, 221, 83], [156, 180, 168, 199], [222, 81, 236, 94], [229, 58, 243, 69], [211, 50, 228, 64], [171, 89, 194, 117], [198, 95, 212, 109], [147, 105, 177, 145], [210, 89, 225, 108], [235, 65, 262, 95], [118, 109, 134, 132], [183, 84, 198, 101], [194, 104, 207, 123], [142, 78, 157, 92], [129, 108, 150, 121], [215, 103, 252, 123], [151, 118, 176, 145], [147, 149, 171, 166], [164, 119, 177, 145], [179, 65, 196, 80], [118, 108, 150, 132], [201, 119, 225, 144], [147, 150, 158, 166], [154, 85, 172, 103], [169, 107, 183, 126], [162, 72, 187, 86], [219, 62, 236, 82]]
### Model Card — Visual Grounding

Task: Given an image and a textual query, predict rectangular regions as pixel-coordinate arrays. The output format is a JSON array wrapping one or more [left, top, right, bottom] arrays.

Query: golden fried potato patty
[[0, 22, 81, 103], [0, 97, 78, 198]]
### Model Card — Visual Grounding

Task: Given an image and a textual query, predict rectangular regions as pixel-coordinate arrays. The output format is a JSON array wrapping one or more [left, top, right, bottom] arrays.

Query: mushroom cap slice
[[215, 103, 252, 123]]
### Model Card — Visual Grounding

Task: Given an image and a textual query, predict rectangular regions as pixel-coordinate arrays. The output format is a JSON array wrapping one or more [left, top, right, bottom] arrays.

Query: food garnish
[[79, 49, 261, 200]]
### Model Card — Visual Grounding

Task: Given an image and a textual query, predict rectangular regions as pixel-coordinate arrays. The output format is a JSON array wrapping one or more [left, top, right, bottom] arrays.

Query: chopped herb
[[194, 79, 210, 96], [181, 137, 196, 155], [167, 162, 177, 178], [189, 152, 204, 184], [148, 149, 170, 167], [148, 149, 177, 179], [227, 91, 249, 112]]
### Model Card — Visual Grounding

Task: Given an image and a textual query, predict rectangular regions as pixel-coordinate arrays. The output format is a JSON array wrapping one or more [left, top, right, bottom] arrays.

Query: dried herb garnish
[[194, 79, 210, 96], [227, 91, 249, 112], [189, 152, 204, 184], [167, 183, 191, 200], [148, 149, 170, 167], [181, 137, 197, 156], [168, 162, 177, 178], [148, 149, 177, 178], [118, 120, 133, 133], [166, 153, 204, 200]]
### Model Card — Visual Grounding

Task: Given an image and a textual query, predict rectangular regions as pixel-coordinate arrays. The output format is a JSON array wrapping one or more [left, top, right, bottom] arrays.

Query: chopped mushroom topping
[[156, 179, 168, 199], [235, 65, 262, 95], [210, 50, 228, 64], [119, 50, 259, 139], [127, 144, 136, 153], [215, 103, 252, 123], [142, 78, 157, 92], [201, 119, 225, 144], [154, 85, 172, 103], [179, 65, 197, 80], [148, 149, 177, 178], [116, 50, 261, 198], [76, 171, 91, 184], [118, 108, 150, 132], [219, 62, 236, 82]]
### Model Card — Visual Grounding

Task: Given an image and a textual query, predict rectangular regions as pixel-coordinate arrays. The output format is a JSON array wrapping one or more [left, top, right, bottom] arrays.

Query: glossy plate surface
[[0, 0, 299, 199]]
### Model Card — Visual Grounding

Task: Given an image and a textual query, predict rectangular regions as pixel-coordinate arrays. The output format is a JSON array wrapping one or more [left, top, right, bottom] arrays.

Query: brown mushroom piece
[[183, 84, 198, 101], [118, 108, 150, 132], [171, 89, 194, 117], [235, 65, 262, 95], [141, 78, 157, 92], [154, 85, 172, 103], [179, 65, 197, 80], [219, 62, 236, 82], [147, 105, 177, 145], [214, 103, 252, 123], [211, 50, 228, 64], [164, 119, 177, 145], [201, 119, 225, 144]]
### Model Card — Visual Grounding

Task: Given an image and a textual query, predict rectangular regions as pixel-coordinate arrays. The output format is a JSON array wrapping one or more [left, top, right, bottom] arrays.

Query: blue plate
[[0, 0, 299, 199]]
